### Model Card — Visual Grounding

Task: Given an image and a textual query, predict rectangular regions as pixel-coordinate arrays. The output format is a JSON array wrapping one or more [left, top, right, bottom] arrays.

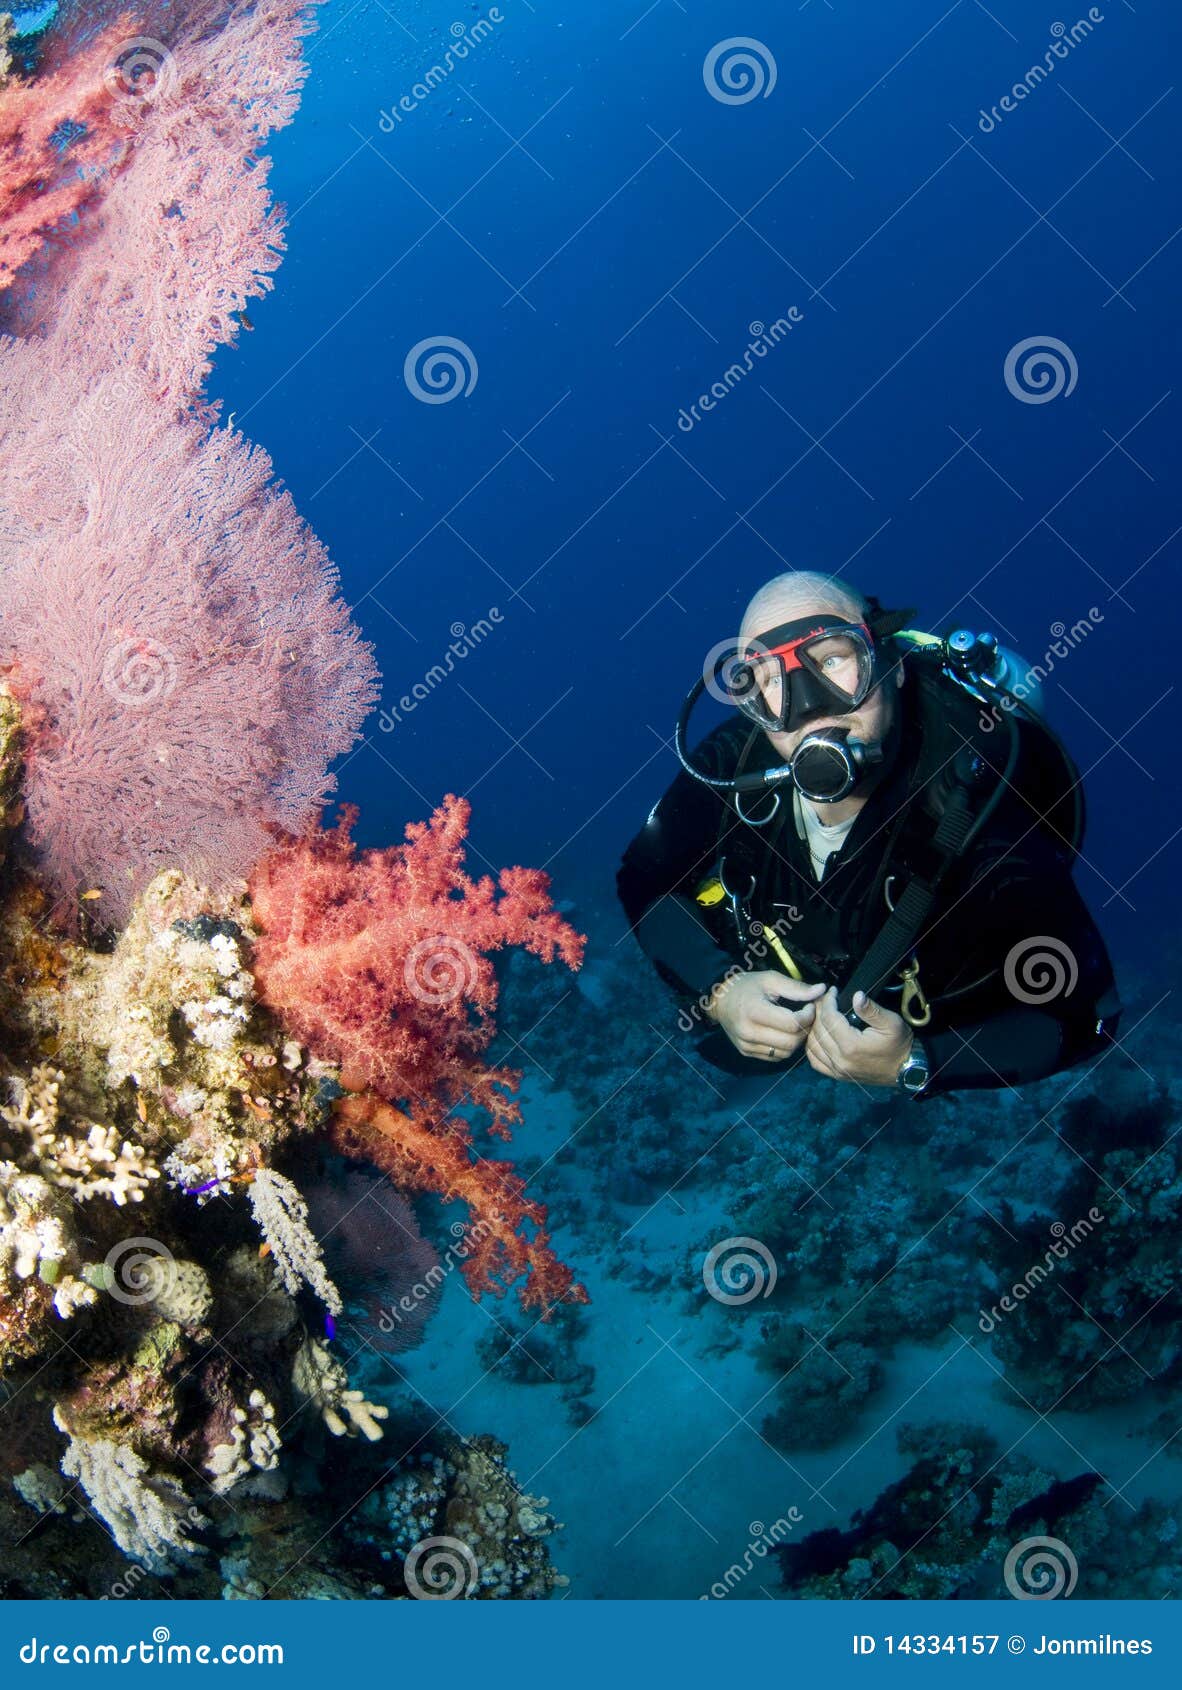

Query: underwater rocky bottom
[[2, 663, 1180, 1598], [1, 1424, 564, 1601]]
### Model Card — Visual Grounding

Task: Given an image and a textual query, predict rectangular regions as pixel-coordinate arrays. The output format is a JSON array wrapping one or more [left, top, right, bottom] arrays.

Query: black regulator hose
[[674, 677, 796, 796]]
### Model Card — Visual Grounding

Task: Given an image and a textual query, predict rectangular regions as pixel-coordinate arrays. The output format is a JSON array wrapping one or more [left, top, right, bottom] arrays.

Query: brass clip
[[899, 956, 932, 1027]]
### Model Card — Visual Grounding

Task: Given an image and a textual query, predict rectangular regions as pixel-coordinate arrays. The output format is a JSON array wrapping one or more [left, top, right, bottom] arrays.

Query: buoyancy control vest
[[696, 631, 1086, 1026]]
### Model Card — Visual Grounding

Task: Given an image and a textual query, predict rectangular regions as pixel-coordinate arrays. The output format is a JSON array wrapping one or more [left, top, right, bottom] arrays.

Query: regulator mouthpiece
[[790, 728, 883, 804]]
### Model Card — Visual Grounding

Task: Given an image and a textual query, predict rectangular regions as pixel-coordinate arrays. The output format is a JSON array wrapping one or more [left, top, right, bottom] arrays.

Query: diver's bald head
[[740, 571, 868, 649]]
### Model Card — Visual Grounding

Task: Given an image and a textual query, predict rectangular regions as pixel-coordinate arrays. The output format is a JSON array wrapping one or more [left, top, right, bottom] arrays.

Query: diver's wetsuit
[[617, 661, 1121, 1095]]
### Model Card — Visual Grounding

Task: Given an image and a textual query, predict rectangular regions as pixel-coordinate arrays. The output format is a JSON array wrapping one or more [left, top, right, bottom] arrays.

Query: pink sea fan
[[0, 388, 379, 927], [0, 0, 380, 927], [0, 18, 135, 292], [6, 0, 318, 400]]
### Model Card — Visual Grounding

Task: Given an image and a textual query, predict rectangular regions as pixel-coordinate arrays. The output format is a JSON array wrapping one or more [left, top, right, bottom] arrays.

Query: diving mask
[[729, 616, 878, 732]]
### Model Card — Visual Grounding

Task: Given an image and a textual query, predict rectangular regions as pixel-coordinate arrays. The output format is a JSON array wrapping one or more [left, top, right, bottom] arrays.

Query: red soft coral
[[333, 1092, 586, 1316], [247, 797, 587, 1314]]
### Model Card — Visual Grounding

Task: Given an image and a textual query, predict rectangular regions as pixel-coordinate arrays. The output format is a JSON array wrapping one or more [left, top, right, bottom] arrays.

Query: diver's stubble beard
[[762, 683, 902, 810], [765, 709, 877, 765]]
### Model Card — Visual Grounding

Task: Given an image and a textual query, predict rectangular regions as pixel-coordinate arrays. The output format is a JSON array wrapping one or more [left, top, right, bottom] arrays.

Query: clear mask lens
[[737, 648, 786, 724], [799, 631, 874, 703], [732, 625, 875, 729]]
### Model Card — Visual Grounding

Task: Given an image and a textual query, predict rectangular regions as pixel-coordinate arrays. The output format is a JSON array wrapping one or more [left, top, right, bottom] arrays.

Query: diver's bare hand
[[806, 987, 913, 1085], [706, 971, 826, 1062]]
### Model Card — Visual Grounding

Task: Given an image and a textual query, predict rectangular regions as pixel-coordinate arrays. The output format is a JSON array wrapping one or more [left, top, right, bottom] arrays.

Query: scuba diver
[[617, 571, 1120, 1096]]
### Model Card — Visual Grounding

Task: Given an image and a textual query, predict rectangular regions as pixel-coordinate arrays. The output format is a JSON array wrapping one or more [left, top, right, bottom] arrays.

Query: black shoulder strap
[[835, 754, 990, 1015]]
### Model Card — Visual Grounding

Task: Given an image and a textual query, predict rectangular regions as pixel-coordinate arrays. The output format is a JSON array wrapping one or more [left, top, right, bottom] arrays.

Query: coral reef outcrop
[[779, 1422, 1181, 1599], [0, 688, 583, 1592]]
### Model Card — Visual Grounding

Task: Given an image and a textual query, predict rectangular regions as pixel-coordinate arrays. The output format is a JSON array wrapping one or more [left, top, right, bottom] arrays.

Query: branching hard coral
[[248, 797, 587, 1315], [291, 1335, 388, 1442], [1, 1062, 157, 1204]]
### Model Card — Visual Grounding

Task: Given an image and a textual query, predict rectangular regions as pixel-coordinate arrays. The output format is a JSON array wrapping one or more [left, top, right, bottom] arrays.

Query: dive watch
[[896, 1038, 931, 1096]]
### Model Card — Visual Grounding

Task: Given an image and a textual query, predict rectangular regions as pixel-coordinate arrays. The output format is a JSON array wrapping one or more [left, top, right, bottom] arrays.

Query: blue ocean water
[[214, 0, 1181, 976], [3, 0, 1179, 1609], [197, 0, 1182, 1600]]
